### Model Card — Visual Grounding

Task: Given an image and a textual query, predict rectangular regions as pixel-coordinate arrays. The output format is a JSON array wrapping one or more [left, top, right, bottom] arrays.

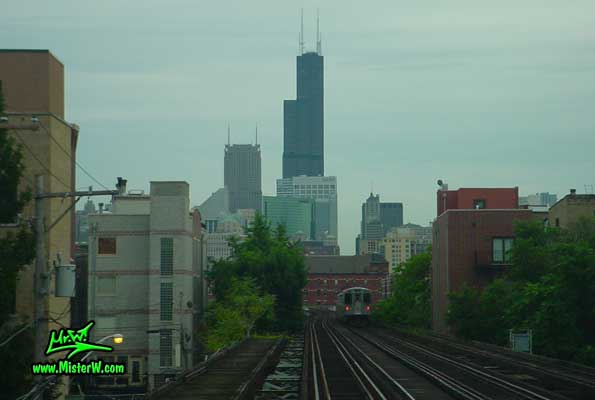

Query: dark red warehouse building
[[304, 254, 389, 309]]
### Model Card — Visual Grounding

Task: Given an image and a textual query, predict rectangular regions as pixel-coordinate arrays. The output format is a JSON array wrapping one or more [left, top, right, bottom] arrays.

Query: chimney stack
[[570, 188, 576, 195], [117, 177, 128, 195]]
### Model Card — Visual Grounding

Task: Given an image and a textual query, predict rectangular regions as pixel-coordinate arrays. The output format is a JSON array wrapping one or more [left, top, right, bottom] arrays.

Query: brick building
[[431, 186, 532, 332], [304, 255, 389, 309], [548, 190, 595, 228], [437, 187, 519, 216], [432, 209, 534, 332]]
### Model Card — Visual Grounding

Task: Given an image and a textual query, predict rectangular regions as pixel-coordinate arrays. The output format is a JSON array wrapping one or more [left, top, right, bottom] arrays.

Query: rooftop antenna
[[227, 123, 230, 146], [255, 122, 258, 145], [316, 9, 321, 55], [300, 8, 304, 55]]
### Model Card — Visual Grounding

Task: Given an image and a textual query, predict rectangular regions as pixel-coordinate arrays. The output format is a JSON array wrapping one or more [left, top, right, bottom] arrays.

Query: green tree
[[205, 278, 275, 350], [208, 215, 307, 332], [374, 251, 431, 329], [447, 218, 595, 366], [0, 81, 37, 396]]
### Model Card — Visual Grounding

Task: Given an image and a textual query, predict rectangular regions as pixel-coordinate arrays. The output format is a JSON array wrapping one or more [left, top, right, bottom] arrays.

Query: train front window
[[355, 292, 361, 302], [363, 292, 371, 304], [344, 293, 352, 305]]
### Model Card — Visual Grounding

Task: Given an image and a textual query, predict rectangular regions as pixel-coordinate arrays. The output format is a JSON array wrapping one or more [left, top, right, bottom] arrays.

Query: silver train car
[[336, 287, 372, 323]]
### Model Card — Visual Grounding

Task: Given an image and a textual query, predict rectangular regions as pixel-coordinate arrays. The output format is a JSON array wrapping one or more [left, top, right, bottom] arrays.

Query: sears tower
[[283, 15, 324, 178]]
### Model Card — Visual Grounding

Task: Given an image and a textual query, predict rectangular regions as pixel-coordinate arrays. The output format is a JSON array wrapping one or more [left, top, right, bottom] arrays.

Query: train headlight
[[365, 305, 371, 311], [345, 305, 350, 311]]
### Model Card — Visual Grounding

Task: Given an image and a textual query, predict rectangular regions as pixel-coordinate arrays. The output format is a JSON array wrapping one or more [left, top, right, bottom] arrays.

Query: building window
[[160, 283, 173, 321], [97, 277, 116, 295], [131, 358, 142, 384], [98, 238, 116, 254], [473, 199, 486, 209], [161, 238, 174, 275], [493, 238, 514, 263], [555, 218, 560, 227], [160, 330, 173, 367]]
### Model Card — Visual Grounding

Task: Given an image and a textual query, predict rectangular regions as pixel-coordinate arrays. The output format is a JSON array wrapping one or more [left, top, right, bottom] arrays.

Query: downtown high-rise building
[[224, 143, 262, 212], [277, 175, 338, 242], [283, 34, 324, 178], [356, 193, 404, 255]]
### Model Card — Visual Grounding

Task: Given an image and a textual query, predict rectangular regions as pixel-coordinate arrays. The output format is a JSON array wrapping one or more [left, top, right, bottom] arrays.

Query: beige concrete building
[[548, 190, 595, 228], [0, 50, 78, 354], [383, 225, 432, 271]]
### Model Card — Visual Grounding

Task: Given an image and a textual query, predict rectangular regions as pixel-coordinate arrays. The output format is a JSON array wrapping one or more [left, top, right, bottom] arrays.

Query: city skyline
[[2, 1, 594, 254]]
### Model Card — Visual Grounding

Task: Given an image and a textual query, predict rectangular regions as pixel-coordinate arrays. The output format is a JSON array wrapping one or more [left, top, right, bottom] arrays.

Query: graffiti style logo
[[45, 321, 113, 359]]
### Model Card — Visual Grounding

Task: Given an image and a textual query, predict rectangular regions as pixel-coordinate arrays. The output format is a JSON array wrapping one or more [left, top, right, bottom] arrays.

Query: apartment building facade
[[88, 182, 207, 391]]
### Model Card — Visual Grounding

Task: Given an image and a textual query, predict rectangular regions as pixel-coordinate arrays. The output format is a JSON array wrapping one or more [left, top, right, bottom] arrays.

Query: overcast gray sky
[[2, 1, 594, 254]]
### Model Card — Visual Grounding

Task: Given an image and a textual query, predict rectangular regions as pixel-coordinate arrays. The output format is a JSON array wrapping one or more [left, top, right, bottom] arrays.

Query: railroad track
[[307, 317, 471, 400], [353, 328, 570, 400], [390, 328, 595, 399]]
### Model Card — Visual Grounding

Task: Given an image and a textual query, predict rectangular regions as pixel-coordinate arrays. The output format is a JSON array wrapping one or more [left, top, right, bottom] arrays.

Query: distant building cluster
[[5, 27, 593, 400]]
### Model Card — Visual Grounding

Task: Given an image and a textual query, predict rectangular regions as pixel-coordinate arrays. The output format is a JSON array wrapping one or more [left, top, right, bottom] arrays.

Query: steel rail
[[327, 322, 419, 400], [311, 321, 331, 400], [349, 329, 489, 400], [368, 330, 559, 400], [320, 320, 384, 400]]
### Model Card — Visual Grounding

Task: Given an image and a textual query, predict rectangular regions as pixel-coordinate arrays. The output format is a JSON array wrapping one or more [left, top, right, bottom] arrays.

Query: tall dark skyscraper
[[224, 143, 262, 212], [283, 24, 324, 178]]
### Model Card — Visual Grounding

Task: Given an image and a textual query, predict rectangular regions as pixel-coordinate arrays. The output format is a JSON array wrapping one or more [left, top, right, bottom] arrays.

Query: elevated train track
[[304, 313, 579, 400]]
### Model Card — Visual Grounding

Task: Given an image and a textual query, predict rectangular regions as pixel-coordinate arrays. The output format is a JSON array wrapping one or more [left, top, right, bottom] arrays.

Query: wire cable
[[10, 129, 71, 190], [37, 120, 110, 190], [0, 321, 34, 347]]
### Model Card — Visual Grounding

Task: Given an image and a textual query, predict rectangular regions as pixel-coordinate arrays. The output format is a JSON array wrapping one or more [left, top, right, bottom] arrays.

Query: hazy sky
[[2, 1, 595, 254]]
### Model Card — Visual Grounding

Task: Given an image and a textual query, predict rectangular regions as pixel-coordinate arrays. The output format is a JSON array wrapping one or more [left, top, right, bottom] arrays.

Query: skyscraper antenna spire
[[316, 8, 321, 55], [227, 123, 230, 146], [300, 8, 304, 55], [255, 122, 258, 145]]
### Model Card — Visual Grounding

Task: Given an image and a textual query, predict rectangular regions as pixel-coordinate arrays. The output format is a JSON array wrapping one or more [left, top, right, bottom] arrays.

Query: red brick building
[[304, 254, 389, 309], [432, 209, 535, 332], [431, 186, 534, 332], [437, 187, 519, 216]]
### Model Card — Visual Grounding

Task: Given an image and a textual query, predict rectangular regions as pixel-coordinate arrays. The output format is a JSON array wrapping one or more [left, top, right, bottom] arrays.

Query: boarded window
[[160, 283, 173, 321], [160, 238, 173, 275], [98, 238, 116, 254]]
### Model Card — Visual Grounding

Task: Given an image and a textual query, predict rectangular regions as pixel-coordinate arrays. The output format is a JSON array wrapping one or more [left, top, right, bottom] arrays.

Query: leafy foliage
[[373, 251, 431, 329], [0, 81, 37, 397], [208, 214, 307, 332], [0, 81, 31, 222], [205, 278, 275, 350], [447, 218, 595, 366]]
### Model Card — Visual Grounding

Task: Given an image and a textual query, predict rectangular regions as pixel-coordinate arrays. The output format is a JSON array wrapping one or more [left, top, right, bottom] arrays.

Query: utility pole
[[33, 177, 124, 376], [33, 175, 46, 379]]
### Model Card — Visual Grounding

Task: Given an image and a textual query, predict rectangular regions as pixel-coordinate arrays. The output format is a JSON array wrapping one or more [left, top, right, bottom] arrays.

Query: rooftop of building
[[0, 49, 63, 65], [550, 192, 595, 208], [306, 254, 387, 274]]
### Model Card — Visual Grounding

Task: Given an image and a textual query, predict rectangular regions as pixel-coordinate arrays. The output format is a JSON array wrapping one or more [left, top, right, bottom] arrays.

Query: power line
[[37, 120, 110, 191], [0, 321, 34, 347], [10, 129, 71, 190]]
